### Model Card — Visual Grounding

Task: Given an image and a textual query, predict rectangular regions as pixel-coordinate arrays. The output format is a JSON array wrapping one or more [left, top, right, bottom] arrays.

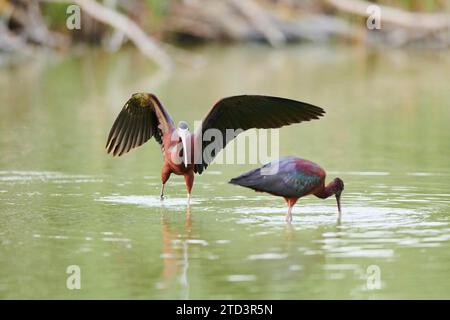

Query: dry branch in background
[[229, 0, 286, 47], [63, 0, 173, 70], [0, 0, 172, 69], [165, 0, 356, 44], [166, 0, 449, 47], [325, 0, 450, 47], [1, 0, 450, 66], [326, 0, 450, 32]]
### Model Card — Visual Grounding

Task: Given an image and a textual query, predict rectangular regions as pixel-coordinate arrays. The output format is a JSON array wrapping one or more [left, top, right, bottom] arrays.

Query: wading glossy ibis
[[229, 156, 344, 222], [106, 94, 325, 202]]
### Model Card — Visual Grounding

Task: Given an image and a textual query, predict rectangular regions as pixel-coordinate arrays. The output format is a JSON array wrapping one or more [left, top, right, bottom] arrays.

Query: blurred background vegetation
[[0, 0, 449, 68]]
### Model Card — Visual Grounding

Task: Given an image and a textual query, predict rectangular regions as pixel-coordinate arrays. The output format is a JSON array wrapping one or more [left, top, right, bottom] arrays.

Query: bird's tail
[[228, 168, 262, 190]]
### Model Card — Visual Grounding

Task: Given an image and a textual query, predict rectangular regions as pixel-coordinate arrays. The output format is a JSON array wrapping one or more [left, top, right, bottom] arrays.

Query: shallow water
[[0, 45, 449, 299]]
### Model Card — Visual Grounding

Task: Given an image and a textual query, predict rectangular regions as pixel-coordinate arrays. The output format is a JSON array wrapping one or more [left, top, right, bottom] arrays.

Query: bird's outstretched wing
[[106, 93, 175, 156], [194, 95, 325, 174]]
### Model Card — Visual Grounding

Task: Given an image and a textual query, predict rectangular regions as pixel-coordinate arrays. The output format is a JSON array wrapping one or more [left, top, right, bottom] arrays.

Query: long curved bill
[[179, 132, 189, 167]]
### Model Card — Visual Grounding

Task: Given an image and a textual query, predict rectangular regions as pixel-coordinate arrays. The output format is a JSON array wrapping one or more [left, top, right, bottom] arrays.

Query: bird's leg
[[284, 197, 298, 223], [160, 184, 165, 201], [187, 193, 191, 205], [184, 171, 194, 205], [161, 166, 171, 201], [286, 206, 293, 223]]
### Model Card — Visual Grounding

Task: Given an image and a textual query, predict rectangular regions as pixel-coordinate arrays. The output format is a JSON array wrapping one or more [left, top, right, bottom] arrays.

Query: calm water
[[0, 45, 449, 299]]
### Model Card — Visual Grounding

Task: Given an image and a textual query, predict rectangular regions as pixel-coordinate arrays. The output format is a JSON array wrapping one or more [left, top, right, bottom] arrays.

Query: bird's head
[[177, 121, 190, 167], [333, 177, 344, 215]]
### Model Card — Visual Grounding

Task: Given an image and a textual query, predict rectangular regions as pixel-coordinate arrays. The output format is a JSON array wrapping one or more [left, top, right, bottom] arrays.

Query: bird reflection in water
[[159, 205, 192, 299]]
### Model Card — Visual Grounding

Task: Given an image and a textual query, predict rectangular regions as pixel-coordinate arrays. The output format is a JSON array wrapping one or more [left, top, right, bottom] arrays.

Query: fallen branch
[[76, 0, 172, 70], [229, 0, 285, 47], [166, 0, 357, 44], [43, 0, 173, 70], [326, 0, 450, 32]]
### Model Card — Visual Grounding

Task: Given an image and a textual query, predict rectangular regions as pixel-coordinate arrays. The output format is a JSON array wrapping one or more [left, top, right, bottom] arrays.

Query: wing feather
[[106, 93, 174, 157], [194, 95, 325, 174]]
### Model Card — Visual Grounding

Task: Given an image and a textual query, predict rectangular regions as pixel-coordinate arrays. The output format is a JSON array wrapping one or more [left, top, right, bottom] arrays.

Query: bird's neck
[[315, 180, 337, 199]]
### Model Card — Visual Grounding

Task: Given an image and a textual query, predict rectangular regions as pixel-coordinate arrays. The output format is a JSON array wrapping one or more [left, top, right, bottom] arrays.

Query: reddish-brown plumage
[[159, 128, 196, 200]]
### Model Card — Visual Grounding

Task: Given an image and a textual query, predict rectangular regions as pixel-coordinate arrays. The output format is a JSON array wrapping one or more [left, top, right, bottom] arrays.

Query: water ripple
[[96, 195, 201, 208]]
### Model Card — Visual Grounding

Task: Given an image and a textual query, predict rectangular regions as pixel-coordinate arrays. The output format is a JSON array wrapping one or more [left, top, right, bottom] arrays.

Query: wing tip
[[194, 163, 209, 175]]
